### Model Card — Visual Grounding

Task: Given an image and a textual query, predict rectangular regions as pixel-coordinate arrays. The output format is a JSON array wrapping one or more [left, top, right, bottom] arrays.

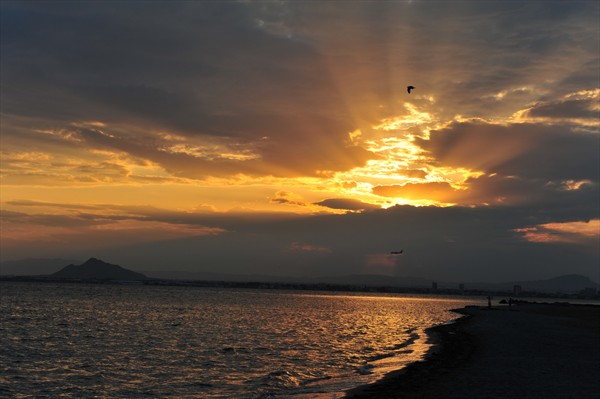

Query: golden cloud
[[515, 219, 600, 244]]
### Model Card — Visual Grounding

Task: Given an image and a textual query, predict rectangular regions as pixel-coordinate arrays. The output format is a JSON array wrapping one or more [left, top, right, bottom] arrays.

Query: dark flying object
[[390, 250, 404, 255], [407, 86, 415, 94]]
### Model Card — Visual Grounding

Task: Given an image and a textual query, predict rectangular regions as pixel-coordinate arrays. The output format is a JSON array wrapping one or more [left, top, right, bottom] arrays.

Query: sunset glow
[[1, 1, 598, 282]]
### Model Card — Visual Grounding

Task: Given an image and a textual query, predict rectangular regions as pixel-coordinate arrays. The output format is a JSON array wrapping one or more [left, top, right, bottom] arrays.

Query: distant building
[[513, 285, 522, 296], [459, 283, 465, 291], [432, 281, 438, 290]]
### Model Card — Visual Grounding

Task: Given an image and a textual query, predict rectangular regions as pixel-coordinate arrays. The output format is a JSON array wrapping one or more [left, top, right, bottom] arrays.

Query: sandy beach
[[344, 302, 600, 399]]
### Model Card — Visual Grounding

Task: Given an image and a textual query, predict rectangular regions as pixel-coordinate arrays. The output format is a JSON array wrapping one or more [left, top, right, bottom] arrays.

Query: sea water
[[0, 282, 482, 398]]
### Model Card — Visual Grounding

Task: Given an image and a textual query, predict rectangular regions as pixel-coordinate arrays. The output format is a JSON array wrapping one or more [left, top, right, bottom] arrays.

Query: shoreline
[[343, 306, 476, 398], [344, 302, 600, 398]]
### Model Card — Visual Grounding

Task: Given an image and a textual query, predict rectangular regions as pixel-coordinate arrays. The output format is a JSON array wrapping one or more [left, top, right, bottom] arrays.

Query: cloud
[[373, 174, 599, 208], [288, 1, 598, 123], [269, 191, 307, 207], [313, 198, 380, 212], [12, 123, 374, 180], [526, 98, 598, 120], [515, 219, 600, 244], [85, 204, 597, 282], [399, 169, 428, 179], [0, 201, 227, 259], [1, 209, 110, 228], [517, 89, 600, 125], [1, 200, 227, 230], [0, 143, 185, 186], [268, 193, 381, 213], [1, 2, 377, 179], [286, 241, 332, 254], [4, 1, 597, 181], [416, 121, 599, 182], [2, 198, 598, 281]]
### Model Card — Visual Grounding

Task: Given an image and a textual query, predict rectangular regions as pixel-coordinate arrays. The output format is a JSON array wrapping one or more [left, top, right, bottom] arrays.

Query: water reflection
[[0, 283, 481, 398]]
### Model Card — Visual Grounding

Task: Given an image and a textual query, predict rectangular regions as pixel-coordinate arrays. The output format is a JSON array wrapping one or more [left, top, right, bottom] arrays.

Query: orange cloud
[[373, 174, 598, 207], [515, 219, 600, 244], [340, 181, 358, 189]]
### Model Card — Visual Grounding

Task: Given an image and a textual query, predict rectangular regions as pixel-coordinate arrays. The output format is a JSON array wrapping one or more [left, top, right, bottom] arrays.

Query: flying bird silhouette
[[407, 86, 415, 94], [390, 250, 404, 255]]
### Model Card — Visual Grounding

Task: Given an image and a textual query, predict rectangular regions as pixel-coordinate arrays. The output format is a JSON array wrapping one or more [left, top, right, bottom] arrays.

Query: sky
[[1, 0, 598, 282]]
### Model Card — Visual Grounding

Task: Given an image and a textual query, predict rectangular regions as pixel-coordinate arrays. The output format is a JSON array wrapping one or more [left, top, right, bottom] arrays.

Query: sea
[[0, 282, 483, 399]]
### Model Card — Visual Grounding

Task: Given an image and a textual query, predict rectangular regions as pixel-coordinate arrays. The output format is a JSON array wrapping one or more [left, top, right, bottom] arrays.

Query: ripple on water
[[0, 282, 480, 398]]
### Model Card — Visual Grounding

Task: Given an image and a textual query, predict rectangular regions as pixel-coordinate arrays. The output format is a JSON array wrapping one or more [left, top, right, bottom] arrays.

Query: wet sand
[[344, 302, 600, 399]]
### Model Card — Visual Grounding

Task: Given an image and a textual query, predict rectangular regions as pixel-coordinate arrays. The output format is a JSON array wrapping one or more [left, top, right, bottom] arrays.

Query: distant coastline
[[2, 258, 598, 299], [1, 275, 599, 302]]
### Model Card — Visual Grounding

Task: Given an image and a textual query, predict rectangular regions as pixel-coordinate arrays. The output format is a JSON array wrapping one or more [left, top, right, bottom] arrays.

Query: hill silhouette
[[517, 274, 599, 293], [464, 274, 599, 294], [52, 258, 147, 280]]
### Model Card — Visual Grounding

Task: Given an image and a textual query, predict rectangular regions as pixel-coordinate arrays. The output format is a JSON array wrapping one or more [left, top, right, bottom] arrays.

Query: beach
[[344, 302, 600, 399]]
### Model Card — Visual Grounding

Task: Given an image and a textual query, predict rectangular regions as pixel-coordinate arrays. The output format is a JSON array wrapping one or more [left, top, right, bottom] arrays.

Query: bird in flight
[[407, 86, 415, 94], [390, 250, 404, 255]]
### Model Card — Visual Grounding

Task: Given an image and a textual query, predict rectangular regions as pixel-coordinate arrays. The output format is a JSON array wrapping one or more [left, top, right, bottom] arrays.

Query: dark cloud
[[558, 59, 600, 94], [27, 121, 375, 180], [313, 198, 380, 212], [3, 199, 598, 281], [524, 96, 599, 120], [1, 209, 110, 228], [96, 204, 599, 282], [417, 122, 599, 182], [374, 175, 599, 210], [3, 1, 597, 179], [284, 1, 598, 121], [2, 199, 304, 229], [269, 191, 306, 207], [1, 1, 378, 178]]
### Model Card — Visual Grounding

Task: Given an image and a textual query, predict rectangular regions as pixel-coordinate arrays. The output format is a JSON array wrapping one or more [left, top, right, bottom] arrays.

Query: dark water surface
[[0, 282, 482, 398]]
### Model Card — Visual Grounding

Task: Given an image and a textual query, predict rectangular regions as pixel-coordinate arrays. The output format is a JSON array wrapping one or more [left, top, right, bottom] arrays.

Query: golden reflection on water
[[0, 283, 482, 398]]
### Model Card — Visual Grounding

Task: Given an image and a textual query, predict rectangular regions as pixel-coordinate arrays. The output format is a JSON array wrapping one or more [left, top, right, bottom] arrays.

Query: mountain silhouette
[[517, 274, 599, 293], [460, 274, 599, 293], [52, 258, 147, 280]]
